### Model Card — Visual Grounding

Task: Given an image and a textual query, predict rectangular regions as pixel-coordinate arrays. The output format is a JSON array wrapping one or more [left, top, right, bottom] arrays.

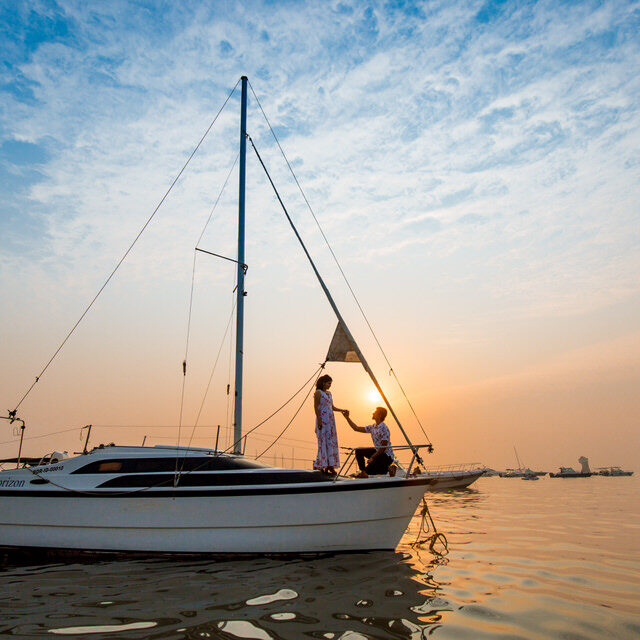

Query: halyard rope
[[221, 364, 324, 458], [255, 368, 322, 460], [248, 80, 432, 447], [11, 79, 241, 414], [16, 364, 324, 496], [175, 151, 239, 481]]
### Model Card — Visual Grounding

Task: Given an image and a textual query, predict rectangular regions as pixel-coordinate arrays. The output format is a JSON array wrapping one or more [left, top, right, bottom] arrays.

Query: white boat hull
[[417, 469, 485, 490], [0, 478, 430, 553]]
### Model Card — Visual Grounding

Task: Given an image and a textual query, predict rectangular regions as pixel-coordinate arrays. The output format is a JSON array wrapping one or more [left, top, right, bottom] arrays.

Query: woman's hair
[[316, 374, 333, 390]]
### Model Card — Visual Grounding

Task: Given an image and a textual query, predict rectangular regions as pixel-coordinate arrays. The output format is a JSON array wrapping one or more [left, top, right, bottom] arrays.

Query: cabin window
[[97, 461, 123, 472], [97, 469, 332, 488], [73, 456, 269, 474]]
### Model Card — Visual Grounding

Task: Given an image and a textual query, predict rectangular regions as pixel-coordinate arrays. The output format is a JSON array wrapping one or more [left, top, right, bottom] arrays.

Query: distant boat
[[498, 446, 546, 477], [407, 464, 486, 490], [597, 466, 634, 476], [549, 467, 592, 478], [499, 468, 546, 478], [550, 457, 593, 478]]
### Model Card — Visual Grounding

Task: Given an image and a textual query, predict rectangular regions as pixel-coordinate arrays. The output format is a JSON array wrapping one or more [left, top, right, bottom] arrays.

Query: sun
[[367, 388, 382, 404]]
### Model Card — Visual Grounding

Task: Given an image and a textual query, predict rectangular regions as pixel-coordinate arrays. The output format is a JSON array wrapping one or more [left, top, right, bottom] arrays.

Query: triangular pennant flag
[[326, 322, 361, 363]]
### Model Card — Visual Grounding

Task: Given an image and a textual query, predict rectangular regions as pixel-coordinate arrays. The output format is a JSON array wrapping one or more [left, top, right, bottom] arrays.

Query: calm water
[[1, 476, 639, 639]]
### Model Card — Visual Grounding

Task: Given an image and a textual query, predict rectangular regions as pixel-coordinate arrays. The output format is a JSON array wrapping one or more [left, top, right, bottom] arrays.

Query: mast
[[514, 446, 523, 471], [233, 76, 248, 454]]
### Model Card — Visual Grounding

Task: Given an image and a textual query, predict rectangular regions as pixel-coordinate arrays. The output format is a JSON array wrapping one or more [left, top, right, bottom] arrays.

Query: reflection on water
[[0, 551, 447, 639], [49, 622, 158, 635], [1, 477, 639, 639]]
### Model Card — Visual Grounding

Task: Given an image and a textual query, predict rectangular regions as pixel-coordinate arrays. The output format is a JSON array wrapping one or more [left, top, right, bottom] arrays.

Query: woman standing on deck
[[313, 374, 346, 474]]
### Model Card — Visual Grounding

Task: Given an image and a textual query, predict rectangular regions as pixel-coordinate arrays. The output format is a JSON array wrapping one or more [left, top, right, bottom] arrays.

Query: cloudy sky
[[1, 0, 639, 470]]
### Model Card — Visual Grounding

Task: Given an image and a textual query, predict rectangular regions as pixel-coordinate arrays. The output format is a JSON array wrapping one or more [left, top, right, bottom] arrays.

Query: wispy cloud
[[1, 0, 639, 448]]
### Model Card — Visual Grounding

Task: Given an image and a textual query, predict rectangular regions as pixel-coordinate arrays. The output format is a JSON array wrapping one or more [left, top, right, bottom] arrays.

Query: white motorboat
[[420, 469, 485, 490], [336, 451, 485, 491], [410, 464, 486, 490], [0, 77, 441, 554], [597, 466, 633, 476], [549, 467, 592, 478], [550, 456, 593, 478]]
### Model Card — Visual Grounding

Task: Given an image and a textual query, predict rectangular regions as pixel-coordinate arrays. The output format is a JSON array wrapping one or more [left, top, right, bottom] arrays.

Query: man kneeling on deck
[[343, 407, 396, 478]]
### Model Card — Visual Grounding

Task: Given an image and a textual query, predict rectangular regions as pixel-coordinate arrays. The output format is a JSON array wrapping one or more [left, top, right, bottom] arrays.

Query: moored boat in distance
[[597, 466, 634, 476], [550, 456, 593, 478], [549, 467, 593, 478], [408, 463, 486, 490], [499, 446, 546, 478], [337, 449, 485, 490], [499, 468, 547, 478]]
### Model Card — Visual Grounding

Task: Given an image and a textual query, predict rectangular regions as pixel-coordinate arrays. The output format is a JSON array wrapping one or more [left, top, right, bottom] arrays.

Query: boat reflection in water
[[1, 548, 451, 639]]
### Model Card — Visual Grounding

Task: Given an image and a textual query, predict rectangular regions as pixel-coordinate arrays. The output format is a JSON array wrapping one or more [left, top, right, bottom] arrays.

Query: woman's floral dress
[[314, 390, 340, 470]]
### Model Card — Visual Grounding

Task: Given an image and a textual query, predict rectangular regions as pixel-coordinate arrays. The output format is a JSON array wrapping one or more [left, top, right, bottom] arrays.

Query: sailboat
[[0, 77, 438, 554], [498, 446, 546, 478]]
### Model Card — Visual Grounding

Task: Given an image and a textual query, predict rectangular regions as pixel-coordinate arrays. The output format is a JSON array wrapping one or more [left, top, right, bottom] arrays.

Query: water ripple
[[246, 589, 298, 606], [48, 621, 157, 635], [0, 476, 638, 639]]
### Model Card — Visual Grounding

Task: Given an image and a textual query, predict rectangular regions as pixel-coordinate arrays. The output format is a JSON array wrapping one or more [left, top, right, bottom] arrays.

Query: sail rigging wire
[[175, 284, 236, 485], [248, 81, 431, 446], [70, 423, 318, 452], [225, 284, 236, 442], [16, 424, 316, 497], [91, 425, 318, 452], [195, 152, 241, 247], [247, 135, 420, 461], [178, 297, 236, 468], [11, 79, 241, 416], [176, 151, 240, 463], [255, 371, 319, 460], [221, 364, 325, 457], [175, 250, 197, 472], [0, 426, 79, 446]]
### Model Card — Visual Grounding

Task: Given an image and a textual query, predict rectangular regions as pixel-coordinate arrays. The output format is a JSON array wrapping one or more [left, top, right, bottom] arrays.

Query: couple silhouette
[[313, 374, 395, 477]]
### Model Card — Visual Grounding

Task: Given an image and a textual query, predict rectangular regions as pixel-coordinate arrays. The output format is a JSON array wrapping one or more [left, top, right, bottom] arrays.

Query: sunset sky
[[1, 1, 639, 472]]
